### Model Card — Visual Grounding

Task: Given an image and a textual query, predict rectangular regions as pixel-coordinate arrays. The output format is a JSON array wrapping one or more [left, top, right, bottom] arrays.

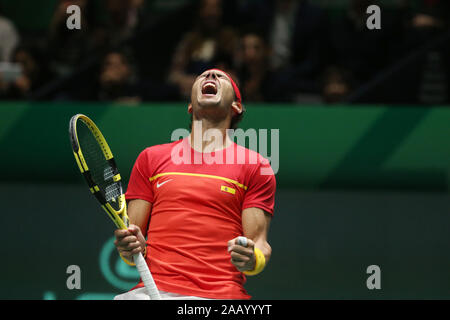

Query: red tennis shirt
[[125, 138, 276, 299]]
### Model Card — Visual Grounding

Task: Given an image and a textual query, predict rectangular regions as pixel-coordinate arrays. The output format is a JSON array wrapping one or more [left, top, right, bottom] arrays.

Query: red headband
[[208, 68, 242, 103]]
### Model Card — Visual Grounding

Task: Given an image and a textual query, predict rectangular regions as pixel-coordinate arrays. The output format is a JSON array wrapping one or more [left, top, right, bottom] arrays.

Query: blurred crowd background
[[0, 0, 449, 105]]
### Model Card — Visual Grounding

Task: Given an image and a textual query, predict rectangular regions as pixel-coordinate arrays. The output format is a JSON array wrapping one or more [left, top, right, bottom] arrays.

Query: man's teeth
[[203, 82, 217, 94]]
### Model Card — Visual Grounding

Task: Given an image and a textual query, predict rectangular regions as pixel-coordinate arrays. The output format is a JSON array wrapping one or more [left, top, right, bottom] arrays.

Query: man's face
[[191, 69, 236, 114], [100, 53, 130, 86], [199, 0, 222, 30], [242, 34, 266, 66]]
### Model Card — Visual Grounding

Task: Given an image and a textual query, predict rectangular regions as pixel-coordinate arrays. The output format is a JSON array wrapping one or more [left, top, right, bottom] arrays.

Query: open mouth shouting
[[201, 80, 218, 96]]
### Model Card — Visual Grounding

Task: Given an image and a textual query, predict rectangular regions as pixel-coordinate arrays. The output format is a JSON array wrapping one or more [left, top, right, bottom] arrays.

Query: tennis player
[[114, 68, 276, 300]]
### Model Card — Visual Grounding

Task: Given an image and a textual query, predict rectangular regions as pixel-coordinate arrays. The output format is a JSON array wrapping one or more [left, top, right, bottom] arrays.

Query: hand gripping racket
[[69, 114, 161, 300]]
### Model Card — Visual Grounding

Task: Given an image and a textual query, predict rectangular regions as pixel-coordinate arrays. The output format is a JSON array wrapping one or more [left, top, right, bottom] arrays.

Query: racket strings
[[77, 120, 121, 210]]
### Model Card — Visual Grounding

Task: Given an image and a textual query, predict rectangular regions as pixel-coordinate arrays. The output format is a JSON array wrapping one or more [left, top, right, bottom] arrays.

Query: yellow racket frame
[[69, 114, 129, 230]]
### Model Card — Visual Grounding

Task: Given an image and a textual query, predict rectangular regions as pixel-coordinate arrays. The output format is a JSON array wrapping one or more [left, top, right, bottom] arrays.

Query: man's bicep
[[242, 207, 272, 263], [241, 207, 272, 241], [127, 199, 152, 234]]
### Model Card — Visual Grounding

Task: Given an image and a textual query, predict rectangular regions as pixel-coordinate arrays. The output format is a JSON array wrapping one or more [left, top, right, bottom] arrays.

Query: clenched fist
[[114, 224, 146, 262], [227, 236, 256, 272]]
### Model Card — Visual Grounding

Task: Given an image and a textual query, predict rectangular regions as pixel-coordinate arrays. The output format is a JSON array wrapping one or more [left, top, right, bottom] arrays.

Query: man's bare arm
[[127, 199, 152, 234], [228, 207, 272, 273]]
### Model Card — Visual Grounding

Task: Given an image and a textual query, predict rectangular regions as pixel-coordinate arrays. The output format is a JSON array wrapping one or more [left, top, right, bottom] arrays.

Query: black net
[[76, 119, 122, 211]]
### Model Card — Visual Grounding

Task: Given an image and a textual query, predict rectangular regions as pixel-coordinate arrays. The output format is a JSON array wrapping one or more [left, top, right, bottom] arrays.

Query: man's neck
[[189, 118, 232, 153]]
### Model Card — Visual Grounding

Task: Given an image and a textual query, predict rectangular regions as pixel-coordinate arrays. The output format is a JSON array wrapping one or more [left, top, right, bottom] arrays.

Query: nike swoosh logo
[[156, 179, 172, 188]]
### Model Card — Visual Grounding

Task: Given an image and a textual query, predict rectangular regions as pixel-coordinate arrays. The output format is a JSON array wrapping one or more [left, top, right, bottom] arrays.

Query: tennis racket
[[69, 113, 161, 300]]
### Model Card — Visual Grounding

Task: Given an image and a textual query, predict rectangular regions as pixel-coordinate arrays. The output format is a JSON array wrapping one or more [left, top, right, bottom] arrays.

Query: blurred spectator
[[235, 28, 278, 102], [329, 0, 401, 87], [168, 0, 239, 99], [93, 49, 142, 103], [47, 0, 95, 76], [239, 0, 330, 101], [0, 5, 19, 62], [0, 44, 53, 100], [410, 0, 449, 31], [339, 0, 449, 105], [96, 0, 146, 48], [269, 0, 303, 71], [87, 48, 179, 103], [321, 66, 354, 104], [405, 0, 450, 104], [1, 0, 444, 105]]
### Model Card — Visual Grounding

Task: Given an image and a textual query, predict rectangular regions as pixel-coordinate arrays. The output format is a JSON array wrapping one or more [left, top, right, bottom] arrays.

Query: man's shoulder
[[141, 139, 183, 156], [233, 143, 271, 167]]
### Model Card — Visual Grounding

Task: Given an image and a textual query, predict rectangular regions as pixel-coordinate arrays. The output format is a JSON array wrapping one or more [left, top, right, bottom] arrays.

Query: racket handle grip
[[133, 253, 161, 300]]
